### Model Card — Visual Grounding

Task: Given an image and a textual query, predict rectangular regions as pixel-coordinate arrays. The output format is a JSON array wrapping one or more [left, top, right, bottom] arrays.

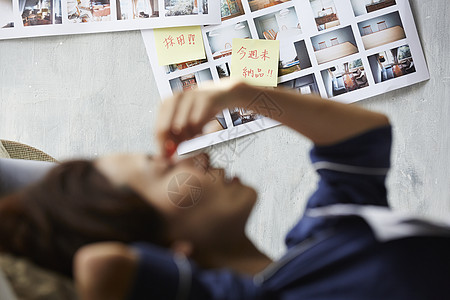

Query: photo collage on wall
[[0, 0, 220, 39], [142, 0, 429, 154]]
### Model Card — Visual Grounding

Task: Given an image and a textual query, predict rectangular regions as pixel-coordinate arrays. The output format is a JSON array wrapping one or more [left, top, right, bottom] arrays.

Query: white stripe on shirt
[[313, 161, 389, 176]]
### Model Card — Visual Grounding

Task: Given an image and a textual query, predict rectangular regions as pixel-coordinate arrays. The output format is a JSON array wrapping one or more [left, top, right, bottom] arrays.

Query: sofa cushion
[[0, 158, 56, 197]]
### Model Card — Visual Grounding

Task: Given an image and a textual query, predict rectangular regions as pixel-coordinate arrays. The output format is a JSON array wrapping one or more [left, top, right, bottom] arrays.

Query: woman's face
[[94, 153, 257, 251]]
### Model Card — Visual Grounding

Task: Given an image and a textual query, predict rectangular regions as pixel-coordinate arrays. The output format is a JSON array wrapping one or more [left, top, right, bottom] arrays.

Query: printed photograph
[[169, 69, 213, 92], [67, 0, 111, 22], [230, 107, 264, 126], [309, 0, 340, 31], [254, 7, 301, 40], [358, 11, 406, 50], [0, 0, 14, 28], [221, 0, 244, 21], [117, 0, 159, 20], [164, 0, 208, 16], [321, 58, 369, 97], [279, 40, 312, 77], [20, 0, 62, 26], [206, 21, 251, 60], [351, 0, 396, 17], [164, 58, 208, 74], [216, 62, 231, 78], [278, 74, 319, 94], [247, 0, 291, 13], [368, 44, 415, 83], [311, 26, 359, 64]]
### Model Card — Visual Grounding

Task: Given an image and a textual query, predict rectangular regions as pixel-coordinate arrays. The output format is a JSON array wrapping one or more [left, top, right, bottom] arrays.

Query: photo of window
[[164, 0, 208, 16], [164, 59, 208, 74], [279, 40, 312, 77], [311, 26, 359, 64], [278, 74, 319, 95], [220, 0, 244, 21], [351, 0, 396, 17], [0, 0, 14, 28], [67, 0, 110, 22], [206, 21, 251, 60], [20, 0, 62, 26], [358, 11, 406, 50], [247, 0, 291, 13], [309, 0, 340, 31], [368, 44, 415, 83], [216, 63, 231, 78], [321, 59, 369, 97], [254, 7, 301, 40], [117, 0, 159, 19], [169, 69, 213, 93]]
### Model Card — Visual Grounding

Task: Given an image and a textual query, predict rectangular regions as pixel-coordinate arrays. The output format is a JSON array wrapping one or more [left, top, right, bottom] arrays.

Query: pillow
[[0, 142, 10, 159], [0, 158, 56, 197], [0, 254, 77, 300]]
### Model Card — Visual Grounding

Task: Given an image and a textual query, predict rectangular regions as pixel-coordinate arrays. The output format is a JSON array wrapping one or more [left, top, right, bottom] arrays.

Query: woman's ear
[[170, 240, 193, 257]]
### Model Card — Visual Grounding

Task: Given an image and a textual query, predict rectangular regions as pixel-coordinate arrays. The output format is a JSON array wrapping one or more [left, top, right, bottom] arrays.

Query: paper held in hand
[[231, 38, 280, 87]]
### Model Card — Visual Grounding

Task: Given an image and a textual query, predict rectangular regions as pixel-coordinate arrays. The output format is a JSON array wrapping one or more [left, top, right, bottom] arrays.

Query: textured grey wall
[[0, 0, 449, 259]]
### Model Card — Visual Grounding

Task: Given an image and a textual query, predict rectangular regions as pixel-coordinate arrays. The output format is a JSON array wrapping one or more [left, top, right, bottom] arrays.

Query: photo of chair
[[358, 11, 406, 50], [362, 25, 373, 35], [321, 59, 369, 97], [312, 26, 359, 64], [368, 44, 416, 83]]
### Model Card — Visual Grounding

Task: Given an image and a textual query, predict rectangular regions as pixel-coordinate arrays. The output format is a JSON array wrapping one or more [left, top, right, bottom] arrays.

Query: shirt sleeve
[[285, 126, 392, 246], [308, 125, 392, 209], [127, 243, 266, 300]]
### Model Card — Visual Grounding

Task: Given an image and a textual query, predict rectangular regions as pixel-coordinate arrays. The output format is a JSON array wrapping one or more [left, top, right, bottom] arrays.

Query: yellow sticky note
[[154, 26, 206, 66], [231, 38, 279, 87]]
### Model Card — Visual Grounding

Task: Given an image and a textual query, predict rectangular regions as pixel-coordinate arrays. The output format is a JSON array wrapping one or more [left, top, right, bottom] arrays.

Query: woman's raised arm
[[156, 81, 389, 156]]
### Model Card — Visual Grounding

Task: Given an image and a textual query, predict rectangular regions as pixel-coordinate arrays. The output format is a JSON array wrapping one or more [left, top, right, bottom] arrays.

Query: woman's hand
[[156, 80, 251, 157]]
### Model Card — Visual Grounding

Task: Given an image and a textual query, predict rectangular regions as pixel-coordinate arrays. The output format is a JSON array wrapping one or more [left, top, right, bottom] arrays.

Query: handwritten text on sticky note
[[154, 26, 206, 66], [231, 38, 279, 87]]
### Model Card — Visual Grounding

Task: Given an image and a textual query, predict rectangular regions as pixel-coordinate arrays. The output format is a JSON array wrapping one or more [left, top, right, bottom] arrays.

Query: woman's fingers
[[156, 93, 182, 157]]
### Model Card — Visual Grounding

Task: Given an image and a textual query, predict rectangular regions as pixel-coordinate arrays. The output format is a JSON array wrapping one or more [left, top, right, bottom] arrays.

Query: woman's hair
[[0, 160, 167, 278]]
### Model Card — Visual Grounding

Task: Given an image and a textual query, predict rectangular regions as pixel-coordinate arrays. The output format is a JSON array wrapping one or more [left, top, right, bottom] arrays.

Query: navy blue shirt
[[128, 126, 450, 300]]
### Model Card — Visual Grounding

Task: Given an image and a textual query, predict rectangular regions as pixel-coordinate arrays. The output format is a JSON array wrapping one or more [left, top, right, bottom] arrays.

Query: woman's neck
[[193, 236, 273, 276]]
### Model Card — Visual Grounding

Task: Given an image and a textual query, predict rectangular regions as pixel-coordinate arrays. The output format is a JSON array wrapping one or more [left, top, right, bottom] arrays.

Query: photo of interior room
[[278, 40, 312, 77], [117, 0, 159, 20], [230, 107, 264, 126], [164, 58, 208, 74], [247, 0, 290, 13], [351, 0, 396, 17], [206, 21, 251, 60], [321, 58, 369, 97], [311, 26, 359, 65], [169, 68, 213, 92], [368, 44, 415, 83], [216, 63, 231, 78], [358, 11, 406, 50], [20, 0, 62, 26], [221, 0, 244, 21], [309, 0, 340, 31], [0, 0, 14, 28], [254, 7, 301, 40], [278, 74, 319, 94], [67, 0, 110, 22], [164, 0, 208, 16]]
